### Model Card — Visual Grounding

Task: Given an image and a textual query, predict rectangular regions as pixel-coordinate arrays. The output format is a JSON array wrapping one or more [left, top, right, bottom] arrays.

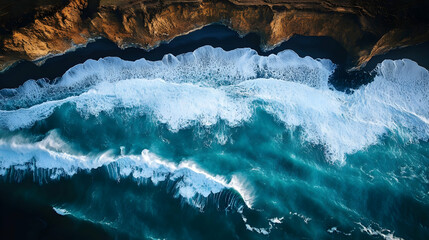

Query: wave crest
[[0, 133, 250, 209], [0, 47, 428, 164]]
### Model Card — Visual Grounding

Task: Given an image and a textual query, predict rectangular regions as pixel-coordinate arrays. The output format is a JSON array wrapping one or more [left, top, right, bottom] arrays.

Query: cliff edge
[[1, 0, 428, 70]]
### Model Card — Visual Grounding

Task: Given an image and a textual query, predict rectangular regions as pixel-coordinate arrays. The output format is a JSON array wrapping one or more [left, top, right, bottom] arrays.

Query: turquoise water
[[1, 46, 428, 239]]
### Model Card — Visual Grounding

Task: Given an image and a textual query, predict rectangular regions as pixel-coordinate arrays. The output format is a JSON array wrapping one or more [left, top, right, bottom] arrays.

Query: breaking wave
[[0, 131, 251, 209], [1, 46, 428, 163]]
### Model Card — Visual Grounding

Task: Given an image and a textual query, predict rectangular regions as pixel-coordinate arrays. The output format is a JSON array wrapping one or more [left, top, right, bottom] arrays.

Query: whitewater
[[0, 46, 428, 239]]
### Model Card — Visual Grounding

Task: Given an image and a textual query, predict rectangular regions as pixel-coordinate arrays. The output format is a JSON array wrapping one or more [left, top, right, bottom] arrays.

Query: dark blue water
[[0, 31, 428, 240]]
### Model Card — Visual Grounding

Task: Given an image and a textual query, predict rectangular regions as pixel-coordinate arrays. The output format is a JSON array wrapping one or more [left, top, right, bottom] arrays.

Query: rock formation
[[0, 0, 428, 70]]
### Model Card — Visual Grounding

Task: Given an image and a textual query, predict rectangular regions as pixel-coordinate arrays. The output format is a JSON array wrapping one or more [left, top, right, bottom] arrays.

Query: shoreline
[[0, 24, 427, 90]]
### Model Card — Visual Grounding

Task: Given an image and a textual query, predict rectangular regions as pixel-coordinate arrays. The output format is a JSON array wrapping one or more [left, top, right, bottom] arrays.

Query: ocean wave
[[0, 46, 334, 110], [0, 47, 428, 164], [0, 132, 251, 209]]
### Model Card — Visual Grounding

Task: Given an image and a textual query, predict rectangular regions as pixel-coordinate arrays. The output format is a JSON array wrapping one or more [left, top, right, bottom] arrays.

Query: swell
[[0, 46, 428, 163], [0, 49, 427, 238], [0, 134, 250, 210], [0, 46, 334, 110]]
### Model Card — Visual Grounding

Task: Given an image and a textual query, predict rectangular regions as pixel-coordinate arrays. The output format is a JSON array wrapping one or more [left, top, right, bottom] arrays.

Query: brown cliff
[[0, 0, 428, 71]]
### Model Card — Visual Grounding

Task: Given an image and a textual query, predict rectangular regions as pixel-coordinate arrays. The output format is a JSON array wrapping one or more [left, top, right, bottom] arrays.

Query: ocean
[[0, 26, 428, 239]]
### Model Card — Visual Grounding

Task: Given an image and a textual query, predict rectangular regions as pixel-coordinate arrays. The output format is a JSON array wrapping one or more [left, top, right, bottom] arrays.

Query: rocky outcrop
[[0, 0, 428, 70]]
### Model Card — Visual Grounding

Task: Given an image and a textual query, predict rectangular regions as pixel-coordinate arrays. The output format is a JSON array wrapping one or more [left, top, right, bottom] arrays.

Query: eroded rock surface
[[0, 0, 428, 70]]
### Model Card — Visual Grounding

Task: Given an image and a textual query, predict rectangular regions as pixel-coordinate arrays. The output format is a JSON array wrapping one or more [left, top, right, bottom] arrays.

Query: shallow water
[[0, 46, 428, 239]]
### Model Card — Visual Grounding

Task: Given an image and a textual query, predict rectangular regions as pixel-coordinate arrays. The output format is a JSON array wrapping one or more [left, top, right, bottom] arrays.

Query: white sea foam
[[53, 207, 71, 216], [241, 214, 284, 235], [357, 222, 404, 240], [53, 206, 116, 227], [289, 211, 312, 224], [269, 217, 284, 224], [327, 226, 352, 236], [0, 47, 428, 164], [0, 46, 334, 109], [0, 133, 250, 208]]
